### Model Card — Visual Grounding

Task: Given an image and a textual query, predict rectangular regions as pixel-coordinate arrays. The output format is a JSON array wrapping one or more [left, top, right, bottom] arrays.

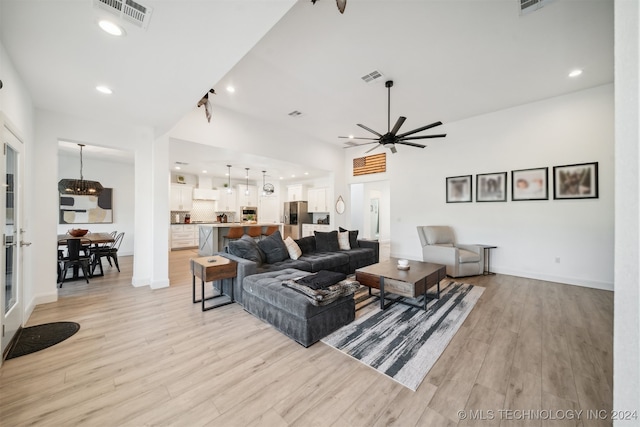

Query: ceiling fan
[[340, 80, 446, 154]]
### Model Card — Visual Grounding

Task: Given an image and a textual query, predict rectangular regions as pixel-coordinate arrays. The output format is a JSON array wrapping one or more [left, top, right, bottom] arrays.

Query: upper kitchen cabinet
[[170, 184, 193, 211], [217, 188, 237, 212], [237, 184, 258, 207], [307, 187, 328, 212], [287, 184, 307, 202]]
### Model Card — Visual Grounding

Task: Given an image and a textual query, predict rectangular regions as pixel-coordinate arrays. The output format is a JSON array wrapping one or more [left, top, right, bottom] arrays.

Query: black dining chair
[[92, 232, 124, 274], [58, 239, 92, 287]]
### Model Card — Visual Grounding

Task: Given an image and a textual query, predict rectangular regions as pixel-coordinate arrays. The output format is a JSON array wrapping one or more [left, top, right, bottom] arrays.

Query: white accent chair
[[417, 226, 484, 277]]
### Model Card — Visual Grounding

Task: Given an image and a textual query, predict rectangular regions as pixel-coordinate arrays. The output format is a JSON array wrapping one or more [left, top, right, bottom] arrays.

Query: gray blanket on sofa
[[282, 277, 360, 306]]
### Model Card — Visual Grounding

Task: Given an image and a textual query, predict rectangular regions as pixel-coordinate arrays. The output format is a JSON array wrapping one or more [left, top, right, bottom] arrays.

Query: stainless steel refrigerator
[[283, 201, 310, 240]]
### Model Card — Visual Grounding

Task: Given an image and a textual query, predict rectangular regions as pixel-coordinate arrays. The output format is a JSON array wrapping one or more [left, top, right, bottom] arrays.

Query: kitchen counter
[[198, 223, 283, 256]]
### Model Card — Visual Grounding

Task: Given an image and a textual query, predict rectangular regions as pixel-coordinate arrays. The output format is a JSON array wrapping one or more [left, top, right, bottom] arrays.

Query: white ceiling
[[1, 0, 613, 178]]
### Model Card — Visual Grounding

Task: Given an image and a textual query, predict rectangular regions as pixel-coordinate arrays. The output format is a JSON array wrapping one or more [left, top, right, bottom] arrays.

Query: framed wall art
[[59, 188, 113, 224], [476, 172, 507, 202], [446, 175, 472, 203], [553, 162, 598, 199], [511, 167, 548, 201]]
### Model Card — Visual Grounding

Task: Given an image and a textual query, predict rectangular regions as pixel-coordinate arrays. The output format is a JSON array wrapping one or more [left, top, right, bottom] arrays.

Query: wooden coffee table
[[355, 258, 446, 311]]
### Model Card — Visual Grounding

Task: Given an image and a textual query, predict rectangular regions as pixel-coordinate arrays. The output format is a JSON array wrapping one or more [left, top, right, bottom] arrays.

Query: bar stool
[[261, 225, 279, 239], [247, 226, 262, 241], [222, 227, 244, 248]]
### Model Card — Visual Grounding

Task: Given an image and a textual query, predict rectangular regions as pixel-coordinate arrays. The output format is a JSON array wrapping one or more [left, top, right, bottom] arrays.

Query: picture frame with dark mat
[[511, 167, 548, 201], [553, 162, 598, 199], [446, 175, 472, 203], [476, 172, 507, 202]]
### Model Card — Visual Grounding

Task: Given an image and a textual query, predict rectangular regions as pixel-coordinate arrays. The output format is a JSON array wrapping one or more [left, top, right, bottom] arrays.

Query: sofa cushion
[[284, 236, 302, 260], [299, 251, 349, 273], [256, 258, 312, 274], [342, 247, 376, 271], [257, 230, 289, 264], [295, 236, 316, 254], [243, 269, 349, 318], [459, 248, 481, 263], [315, 230, 339, 252], [228, 235, 264, 266], [339, 227, 359, 248]]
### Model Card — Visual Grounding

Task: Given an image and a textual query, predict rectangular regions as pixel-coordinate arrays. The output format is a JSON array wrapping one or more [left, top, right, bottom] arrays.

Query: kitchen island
[[198, 223, 283, 256]]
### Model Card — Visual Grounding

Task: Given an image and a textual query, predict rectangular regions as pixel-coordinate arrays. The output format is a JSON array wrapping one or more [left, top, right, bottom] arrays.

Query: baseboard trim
[[491, 267, 613, 291], [151, 279, 170, 289], [131, 276, 150, 287]]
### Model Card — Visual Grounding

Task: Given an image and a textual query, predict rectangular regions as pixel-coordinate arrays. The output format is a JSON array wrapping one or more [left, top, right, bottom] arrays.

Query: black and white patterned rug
[[321, 281, 484, 391]]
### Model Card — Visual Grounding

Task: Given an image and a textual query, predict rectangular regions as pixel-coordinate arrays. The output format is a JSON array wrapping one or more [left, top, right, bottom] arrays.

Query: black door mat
[[5, 322, 80, 360]]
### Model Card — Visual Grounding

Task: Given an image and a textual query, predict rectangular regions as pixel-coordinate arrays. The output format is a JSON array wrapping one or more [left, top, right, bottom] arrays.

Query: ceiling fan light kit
[[341, 80, 446, 154]]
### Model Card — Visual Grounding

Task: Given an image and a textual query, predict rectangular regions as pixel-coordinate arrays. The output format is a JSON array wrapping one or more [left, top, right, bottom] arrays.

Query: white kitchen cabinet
[[192, 188, 219, 200], [170, 224, 197, 249], [259, 195, 280, 223], [217, 188, 236, 212], [170, 184, 193, 211], [287, 184, 307, 202], [236, 184, 258, 207], [307, 187, 328, 212], [302, 223, 332, 237]]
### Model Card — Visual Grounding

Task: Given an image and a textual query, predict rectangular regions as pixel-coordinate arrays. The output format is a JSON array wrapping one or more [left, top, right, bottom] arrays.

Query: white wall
[[57, 152, 135, 256], [613, 0, 640, 419], [347, 84, 614, 290]]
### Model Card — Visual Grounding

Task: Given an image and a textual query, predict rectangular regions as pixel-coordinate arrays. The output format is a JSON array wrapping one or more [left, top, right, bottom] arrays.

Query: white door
[[1, 126, 25, 355]]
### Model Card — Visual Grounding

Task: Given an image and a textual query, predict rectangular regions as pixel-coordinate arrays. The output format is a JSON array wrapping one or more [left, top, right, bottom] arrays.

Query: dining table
[[57, 232, 116, 280]]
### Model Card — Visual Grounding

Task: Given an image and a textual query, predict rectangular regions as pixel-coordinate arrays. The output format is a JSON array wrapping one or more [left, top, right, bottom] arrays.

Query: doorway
[[1, 125, 24, 356], [350, 180, 390, 242]]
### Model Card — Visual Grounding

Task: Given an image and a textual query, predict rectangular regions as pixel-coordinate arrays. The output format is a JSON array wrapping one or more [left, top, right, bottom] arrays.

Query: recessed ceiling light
[[226, 86, 235, 93], [348, 135, 354, 139], [568, 69, 583, 78], [98, 20, 125, 36], [96, 85, 113, 95], [279, 177, 284, 180], [202, 170, 207, 174], [304, 172, 309, 175], [175, 166, 181, 170], [291, 174, 295, 178]]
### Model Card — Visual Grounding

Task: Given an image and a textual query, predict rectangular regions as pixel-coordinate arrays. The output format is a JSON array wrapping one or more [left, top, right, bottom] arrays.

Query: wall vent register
[[93, 0, 153, 29]]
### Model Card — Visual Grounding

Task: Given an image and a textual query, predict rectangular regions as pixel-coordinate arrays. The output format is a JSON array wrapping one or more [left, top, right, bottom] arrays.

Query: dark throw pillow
[[228, 235, 264, 266], [339, 227, 359, 248], [257, 230, 289, 264], [315, 230, 340, 252]]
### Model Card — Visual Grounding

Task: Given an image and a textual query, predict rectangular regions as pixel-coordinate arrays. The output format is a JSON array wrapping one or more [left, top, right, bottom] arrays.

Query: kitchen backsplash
[[171, 200, 237, 223]]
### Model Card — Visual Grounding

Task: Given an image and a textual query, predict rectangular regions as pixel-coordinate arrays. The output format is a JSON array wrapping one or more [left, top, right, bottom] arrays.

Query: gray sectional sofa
[[210, 229, 379, 347], [216, 230, 379, 306]]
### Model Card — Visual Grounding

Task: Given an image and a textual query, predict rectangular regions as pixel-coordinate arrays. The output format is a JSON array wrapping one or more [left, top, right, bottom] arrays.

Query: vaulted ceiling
[[1, 0, 613, 178]]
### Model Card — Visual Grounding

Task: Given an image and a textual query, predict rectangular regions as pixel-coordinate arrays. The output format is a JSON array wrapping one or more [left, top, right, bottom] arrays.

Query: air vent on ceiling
[[94, 0, 153, 29], [343, 141, 358, 147], [520, 0, 553, 15], [288, 110, 304, 118], [175, 161, 189, 165], [361, 70, 384, 84]]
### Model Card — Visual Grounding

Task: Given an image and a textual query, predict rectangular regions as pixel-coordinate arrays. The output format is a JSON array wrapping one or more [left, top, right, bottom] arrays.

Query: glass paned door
[[1, 129, 23, 355]]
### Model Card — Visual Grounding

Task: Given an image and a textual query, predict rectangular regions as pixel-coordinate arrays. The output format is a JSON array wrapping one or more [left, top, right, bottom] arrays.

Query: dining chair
[[92, 232, 124, 274], [58, 239, 91, 287]]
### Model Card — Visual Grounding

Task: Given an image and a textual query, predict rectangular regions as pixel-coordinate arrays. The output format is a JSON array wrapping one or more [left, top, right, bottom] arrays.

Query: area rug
[[321, 281, 484, 391], [5, 322, 80, 360]]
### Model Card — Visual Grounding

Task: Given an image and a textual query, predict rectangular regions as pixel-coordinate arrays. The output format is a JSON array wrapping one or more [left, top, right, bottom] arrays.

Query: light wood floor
[[0, 250, 613, 426]]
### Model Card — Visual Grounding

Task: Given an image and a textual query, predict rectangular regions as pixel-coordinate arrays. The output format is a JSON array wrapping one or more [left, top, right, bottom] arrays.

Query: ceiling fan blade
[[390, 116, 406, 136], [398, 133, 447, 141], [396, 141, 426, 148], [365, 144, 382, 154], [343, 141, 378, 148], [396, 121, 443, 138], [338, 136, 380, 140], [357, 123, 383, 137], [389, 144, 397, 154]]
